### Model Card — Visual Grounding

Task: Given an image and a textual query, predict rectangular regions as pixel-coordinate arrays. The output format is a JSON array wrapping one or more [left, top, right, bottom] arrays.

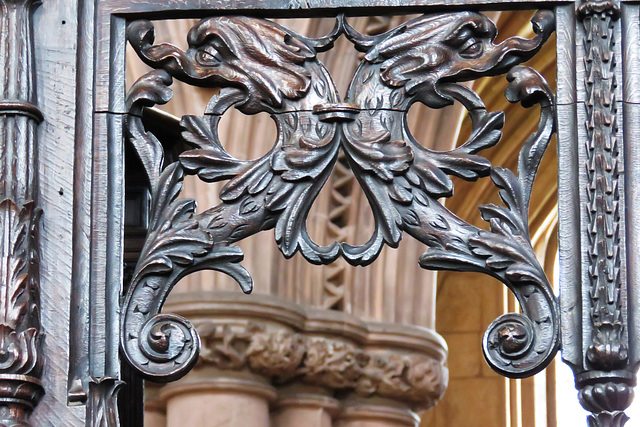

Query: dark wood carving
[[88, 379, 124, 427], [574, 1, 635, 426], [120, 10, 560, 386], [0, 0, 45, 424], [580, 0, 625, 374]]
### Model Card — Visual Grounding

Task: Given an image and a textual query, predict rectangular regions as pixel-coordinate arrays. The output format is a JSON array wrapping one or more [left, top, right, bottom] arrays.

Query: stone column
[[271, 384, 338, 427], [335, 395, 419, 427], [144, 382, 166, 427], [158, 291, 447, 427], [161, 368, 276, 427]]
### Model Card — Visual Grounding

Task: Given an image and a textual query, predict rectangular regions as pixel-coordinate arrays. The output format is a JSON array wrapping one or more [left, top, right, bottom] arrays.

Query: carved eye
[[195, 34, 236, 65], [198, 45, 222, 65], [445, 25, 484, 59], [459, 38, 483, 58]]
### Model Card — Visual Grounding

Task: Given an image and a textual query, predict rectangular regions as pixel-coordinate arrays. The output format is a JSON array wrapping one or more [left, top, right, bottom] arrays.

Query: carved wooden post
[[0, 0, 45, 424], [73, 1, 640, 425], [576, 3, 634, 424], [558, 0, 637, 425]]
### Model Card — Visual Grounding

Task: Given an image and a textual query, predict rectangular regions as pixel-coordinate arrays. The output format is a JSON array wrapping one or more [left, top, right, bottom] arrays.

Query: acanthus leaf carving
[[121, 10, 560, 383], [0, 0, 45, 422], [88, 378, 124, 427], [123, 92, 254, 379], [0, 200, 43, 378], [121, 158, 253, 381]]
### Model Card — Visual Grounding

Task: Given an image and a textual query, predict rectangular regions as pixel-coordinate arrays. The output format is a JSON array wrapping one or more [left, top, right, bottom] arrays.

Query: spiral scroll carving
[[121, 11, 560, 382]]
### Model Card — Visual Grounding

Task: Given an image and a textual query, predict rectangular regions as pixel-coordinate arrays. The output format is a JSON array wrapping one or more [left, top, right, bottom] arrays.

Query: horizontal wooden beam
[[103, 0, 572, 19]]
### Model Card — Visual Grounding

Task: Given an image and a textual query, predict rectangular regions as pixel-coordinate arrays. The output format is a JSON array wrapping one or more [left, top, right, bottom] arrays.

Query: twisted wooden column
[[0, 0, 45, 424]]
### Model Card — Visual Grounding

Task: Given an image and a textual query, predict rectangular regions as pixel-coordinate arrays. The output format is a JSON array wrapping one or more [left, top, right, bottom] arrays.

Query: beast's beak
[[446, 9, 555, 82]]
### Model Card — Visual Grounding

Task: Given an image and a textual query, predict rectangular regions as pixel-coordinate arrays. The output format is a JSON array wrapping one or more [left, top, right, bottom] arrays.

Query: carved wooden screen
[[2, 0, 639, 426]]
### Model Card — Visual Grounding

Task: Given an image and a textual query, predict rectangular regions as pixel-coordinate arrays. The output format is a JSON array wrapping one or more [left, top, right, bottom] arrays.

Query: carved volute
[[1, 0, 633, 426], [116, 10, 565, 426]]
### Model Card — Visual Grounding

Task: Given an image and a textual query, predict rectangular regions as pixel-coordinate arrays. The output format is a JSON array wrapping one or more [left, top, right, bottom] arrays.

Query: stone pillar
[[161, 368, 276, 427], [158, 291, 447, 427], [336, 396, 419, 427], [144, 382, 166, 427], [271, 384, 338, 427]]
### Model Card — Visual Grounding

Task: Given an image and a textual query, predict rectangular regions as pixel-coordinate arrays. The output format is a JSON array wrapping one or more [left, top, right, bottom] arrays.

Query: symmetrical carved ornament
[[88, 379, 125, 427], [580, 0, 625, 374], [321, 16, 396, 311], [575, 2, 634, 426], [120, 10, 561, 387], [195, 321, 446, 410]]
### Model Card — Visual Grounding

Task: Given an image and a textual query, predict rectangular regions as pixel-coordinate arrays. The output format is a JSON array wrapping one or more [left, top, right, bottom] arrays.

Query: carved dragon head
[[128, 17, 321, 113], [357, 10, 554, 107]]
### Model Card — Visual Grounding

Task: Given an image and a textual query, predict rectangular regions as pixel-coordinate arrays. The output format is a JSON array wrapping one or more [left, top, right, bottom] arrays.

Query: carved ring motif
[[121, 11, 560, 382]]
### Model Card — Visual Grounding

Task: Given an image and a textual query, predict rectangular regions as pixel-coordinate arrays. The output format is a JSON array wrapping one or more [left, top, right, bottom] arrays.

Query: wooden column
[[557, 1, 639, 425], [0, 0, 45, 424]]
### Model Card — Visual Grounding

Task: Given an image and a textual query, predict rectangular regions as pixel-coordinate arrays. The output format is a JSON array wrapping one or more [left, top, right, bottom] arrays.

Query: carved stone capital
[[197, 322, 447, 411], [165, 291, 447, 412]]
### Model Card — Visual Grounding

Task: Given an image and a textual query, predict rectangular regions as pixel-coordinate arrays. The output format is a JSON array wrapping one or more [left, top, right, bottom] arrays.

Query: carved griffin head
[[128, 17, 318, 113], [362, 10, 554, 106]]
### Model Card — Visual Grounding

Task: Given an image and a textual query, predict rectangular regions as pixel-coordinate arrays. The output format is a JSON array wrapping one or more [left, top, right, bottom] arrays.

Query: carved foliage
[[579, 0, 627, 372], [122, 11, 560, 382], [122, 16, 342, 381], [0, 201, 44, 426], [120, 157, 251, 381], [343, 12, 559, 378], [574, 2, 632, 425], [196, 322, 447, 409], [0, 200, 42, 377], [0, 0, 44, 424], [88, 378, 124, 427]]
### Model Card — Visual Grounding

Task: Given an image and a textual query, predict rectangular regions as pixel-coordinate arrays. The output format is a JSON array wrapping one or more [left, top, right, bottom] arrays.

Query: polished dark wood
[[119, 12, 559, 385], [0, 0, 635, 425], [0, 0, 45, 425]]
